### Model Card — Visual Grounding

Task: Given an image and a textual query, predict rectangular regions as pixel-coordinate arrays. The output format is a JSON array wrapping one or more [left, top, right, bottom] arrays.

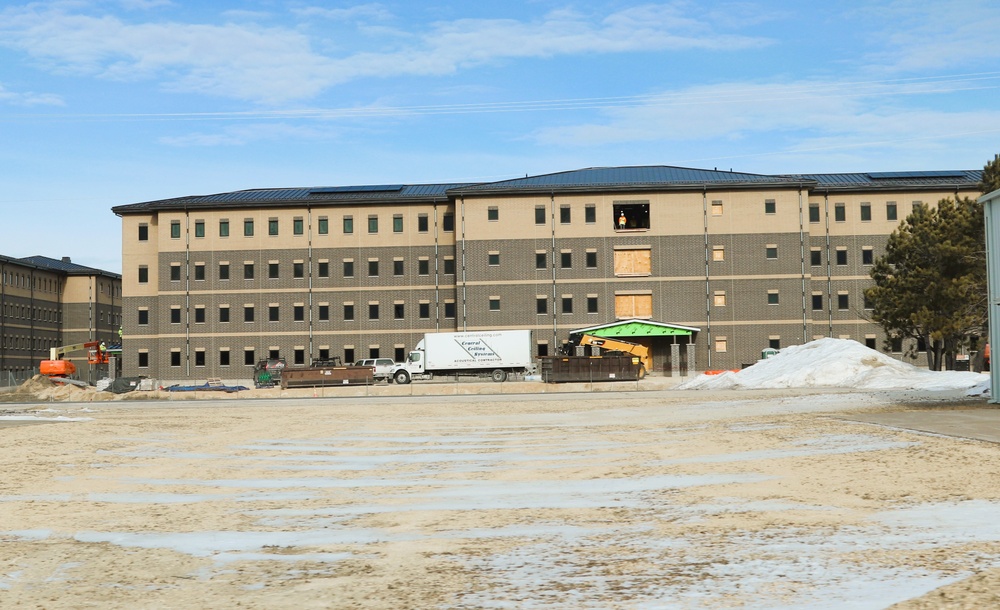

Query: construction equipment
[[576, 334, 650, 377], [39, 341, 109, 378]]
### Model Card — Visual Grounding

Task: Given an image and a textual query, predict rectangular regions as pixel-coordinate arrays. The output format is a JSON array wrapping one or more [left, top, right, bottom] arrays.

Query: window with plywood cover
[[615, 293, 652, 319], [613, 248, 651, 276]]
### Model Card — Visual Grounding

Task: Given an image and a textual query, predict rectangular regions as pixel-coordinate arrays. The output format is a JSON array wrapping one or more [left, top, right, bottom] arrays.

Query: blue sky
[[2, 0, 999, 272]]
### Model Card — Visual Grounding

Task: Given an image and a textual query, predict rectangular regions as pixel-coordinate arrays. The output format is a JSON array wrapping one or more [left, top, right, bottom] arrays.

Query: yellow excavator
[[576, 334, 650, 377]]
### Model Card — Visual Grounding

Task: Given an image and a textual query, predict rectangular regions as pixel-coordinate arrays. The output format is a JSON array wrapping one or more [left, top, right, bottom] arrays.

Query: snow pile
[[677, 338, 990, 392]]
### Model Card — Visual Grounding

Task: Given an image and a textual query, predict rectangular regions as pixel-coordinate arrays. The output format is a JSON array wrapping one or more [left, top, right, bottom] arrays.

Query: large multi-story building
[[0, 255, 122, 385], [112, 165, 983, 382]]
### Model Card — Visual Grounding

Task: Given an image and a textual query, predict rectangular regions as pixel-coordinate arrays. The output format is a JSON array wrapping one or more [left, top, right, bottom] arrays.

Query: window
[[170, 351, 181, 367], [488, 207, 499, 221], [810, 249, 821, 266], [769, 338, 781, 350], [170, 265, 181, 281], [862, 248, 874, 265], [293, 262, 304, 279], [294, 305, 304, 322], [268, 262, 279, 279], [344, 303, 355, 321], [318, 217, 328, 235], [444, 302, 456, 318], [195, 307, 205, 324], [138, 352, 149, 368], [614, 248, 652, 276], [836, 249, 847, 265], [712, 246, 725, 262], [170, 221, 181, 239], [368, 259, 379, 277], [615, 201, 651, 229], [586, 251, 597, 269], [886, 202, 897, 221], [368, 215, 378, 233], [585, 204, 596, 224], [195, 350, 206, 367], [488, 252, 500, 266], [245, 349, 255, 366], [536, 297, 548, 315], [194, 263, 205, 281], [443, 258, 455, 275], [809, 204, 820, 223], [713, 291, 726, 307], [318, 261, 329, 277], [219, 305, 230, 323], [393, 214, 403, 233], [489, 297, 500, 312], [419, 302, 430, 319], [561, 296, 573, 314], [860, 203, 872, 222], [343, 259, 354, 278], [536, 252, 547, 270], [560, 206, 571, 224], [268, 218, 279, 236], [244, 305, 255, 322], [138, 266, 148, 284], [767, 291, 779, 305], [219, 220, 230, 237], [442, 213, 455, 232], [244, 219, 254, 236], [418, 214, 428, 232], [268, 305, 279, 322], [834, 203, 846, 222], [344, 347, 355, 363], [293, 217, 304, 235], [318, 304, 329, 321], [343, 215, 354, 234], [368, 302, 379, 320], [219, 263, 229, 280], [811, 294, 823, 310], [170, 307, 181, 324], [418, 259, 429, 275], [535, 206, 546, 225], [194, 221, 205, 238], [138, 224, 149, 241], [587, 296, 598, 314], [220, 350, 230, 367], [838, 293, 849, 310], [614, 293, 653, 319], [394, 302, 405, 319], [711, 201, 723, 216], [294, 348, 305, 365], [765, 245, 778, 260], [865, 337, 877, 350], [764, 199, 776, 214], [714, 337, 727, 353], [137, 309, 149, 325], [560, 251, 572, 269]]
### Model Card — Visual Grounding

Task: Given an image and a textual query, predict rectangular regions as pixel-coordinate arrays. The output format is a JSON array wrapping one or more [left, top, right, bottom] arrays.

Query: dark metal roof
[[450, 165, 812, 196], [112, 183, 471, 214], [16, 255, 121, 278], [785, 170, 982, 191]]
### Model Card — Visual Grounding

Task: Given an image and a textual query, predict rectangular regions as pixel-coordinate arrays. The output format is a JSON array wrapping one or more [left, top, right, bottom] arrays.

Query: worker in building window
[[618, 211, 626, 230]]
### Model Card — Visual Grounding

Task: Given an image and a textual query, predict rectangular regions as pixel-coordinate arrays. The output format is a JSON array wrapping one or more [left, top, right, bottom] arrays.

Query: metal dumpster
[[539, 355, 643, 383]]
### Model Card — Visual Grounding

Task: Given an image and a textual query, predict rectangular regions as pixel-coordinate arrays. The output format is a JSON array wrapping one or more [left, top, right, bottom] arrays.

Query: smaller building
[[982, 188, 1000, 403], [0, 255, 122, 385]]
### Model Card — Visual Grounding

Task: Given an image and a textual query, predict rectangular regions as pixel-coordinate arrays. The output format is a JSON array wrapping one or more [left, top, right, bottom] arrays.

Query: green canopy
[[571, 319, 699, 339]]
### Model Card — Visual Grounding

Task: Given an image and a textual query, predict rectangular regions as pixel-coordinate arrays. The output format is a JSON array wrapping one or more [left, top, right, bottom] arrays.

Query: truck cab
[[390, 349, 425, 384]]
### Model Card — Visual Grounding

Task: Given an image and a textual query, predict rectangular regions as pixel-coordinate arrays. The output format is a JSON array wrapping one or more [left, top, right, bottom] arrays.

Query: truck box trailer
[[390, 330, 533, 384]]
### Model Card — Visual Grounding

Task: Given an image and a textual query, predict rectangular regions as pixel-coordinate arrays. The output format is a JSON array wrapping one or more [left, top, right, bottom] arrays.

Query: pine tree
[[865, 197, 986, 370], [981, 153, 1000, 194]]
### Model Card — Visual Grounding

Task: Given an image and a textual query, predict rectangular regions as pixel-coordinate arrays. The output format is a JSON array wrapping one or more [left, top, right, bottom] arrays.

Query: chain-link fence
[[0, 370, 31, 388]]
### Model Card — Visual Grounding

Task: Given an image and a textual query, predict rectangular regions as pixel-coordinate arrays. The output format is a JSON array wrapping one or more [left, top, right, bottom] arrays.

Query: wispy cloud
[[0, 82, 63, 106], [292, 4, 393, 22], [0, 3, 772, 104]]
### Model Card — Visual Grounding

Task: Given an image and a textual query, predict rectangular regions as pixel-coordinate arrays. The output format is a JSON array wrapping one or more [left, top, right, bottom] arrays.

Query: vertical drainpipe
[[823, 192, 833, 337], [460, 196, 467, 331], [307, 206, 314, 360], [184, 207, 191, 378], [703, 187, 712, 369], [434, 203, 440, 331], [798, 186, 808, 343], [550, 193, 557, 348]]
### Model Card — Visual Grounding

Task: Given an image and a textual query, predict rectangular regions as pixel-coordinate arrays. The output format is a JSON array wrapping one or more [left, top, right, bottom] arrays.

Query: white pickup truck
[[353, 358, 396, 381]]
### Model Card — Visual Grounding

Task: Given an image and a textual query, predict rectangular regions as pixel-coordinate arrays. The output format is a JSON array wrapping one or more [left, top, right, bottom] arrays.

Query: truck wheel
[[394, 370, 411, 385], [491, 369, 507, 383]]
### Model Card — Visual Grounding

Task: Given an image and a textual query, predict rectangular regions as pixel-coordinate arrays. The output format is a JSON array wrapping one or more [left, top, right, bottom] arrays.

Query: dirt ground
[[2, 379, 999, 608]]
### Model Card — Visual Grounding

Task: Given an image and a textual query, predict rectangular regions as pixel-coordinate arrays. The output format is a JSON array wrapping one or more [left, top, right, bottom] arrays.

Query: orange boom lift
[[39, 341, 109, 378]]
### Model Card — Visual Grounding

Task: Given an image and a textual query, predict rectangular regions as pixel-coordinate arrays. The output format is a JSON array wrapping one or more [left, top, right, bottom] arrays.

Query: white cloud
[[292, 4, 393, 22], [0, 3, 772, 104], [0, 82, 64, 106]]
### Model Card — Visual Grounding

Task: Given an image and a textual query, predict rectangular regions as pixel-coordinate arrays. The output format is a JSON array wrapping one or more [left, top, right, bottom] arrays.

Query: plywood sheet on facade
[[613, 249, 651, 276], [615, 294, 652, 319]]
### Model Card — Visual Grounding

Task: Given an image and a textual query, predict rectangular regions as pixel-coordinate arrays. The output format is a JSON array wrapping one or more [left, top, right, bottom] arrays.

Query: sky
[[2, 0, 999, 273]]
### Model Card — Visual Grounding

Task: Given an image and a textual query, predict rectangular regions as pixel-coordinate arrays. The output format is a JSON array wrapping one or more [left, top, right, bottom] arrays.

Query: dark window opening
[[614, 202, 650, 230]]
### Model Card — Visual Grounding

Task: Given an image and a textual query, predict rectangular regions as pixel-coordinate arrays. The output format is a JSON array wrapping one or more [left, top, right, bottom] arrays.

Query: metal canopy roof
[[570, 319, 701, 338]]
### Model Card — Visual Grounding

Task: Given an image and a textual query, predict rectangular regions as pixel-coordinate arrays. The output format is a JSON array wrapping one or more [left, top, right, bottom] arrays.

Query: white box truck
[[390, 330, 533, 384]]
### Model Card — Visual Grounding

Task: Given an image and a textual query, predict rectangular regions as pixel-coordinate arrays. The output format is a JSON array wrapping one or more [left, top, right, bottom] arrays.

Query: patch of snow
[[677, 338, 988, 391]]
